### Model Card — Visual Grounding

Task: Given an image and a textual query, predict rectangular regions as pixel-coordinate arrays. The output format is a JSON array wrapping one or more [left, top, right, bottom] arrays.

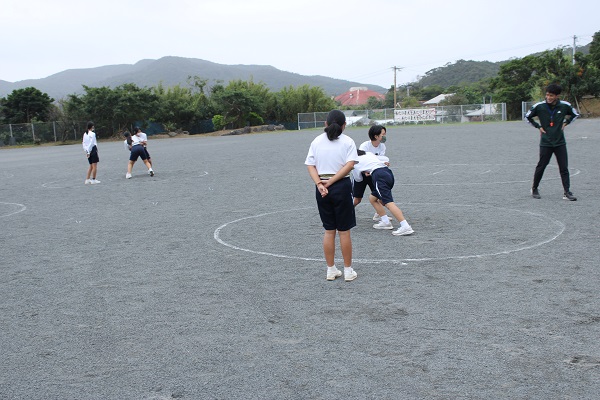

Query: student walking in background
[[82, 121, 100, 185], [305, 110, 359, 282], [526, 83, 579, 201]]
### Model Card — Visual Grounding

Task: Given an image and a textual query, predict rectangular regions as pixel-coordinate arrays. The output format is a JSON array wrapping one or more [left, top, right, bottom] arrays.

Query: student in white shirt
[[134, 127, 152, 167], [305, 110, 360, 282], [352, 149, 414, 236], [353, 125, 390, 221], [125, 129, 154, 179], [82, 121, 100, 185]]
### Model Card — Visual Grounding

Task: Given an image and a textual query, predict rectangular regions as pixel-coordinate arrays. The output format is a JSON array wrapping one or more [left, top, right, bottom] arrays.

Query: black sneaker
[[531, 188, 541, 199], [563, 191, 577, 201]]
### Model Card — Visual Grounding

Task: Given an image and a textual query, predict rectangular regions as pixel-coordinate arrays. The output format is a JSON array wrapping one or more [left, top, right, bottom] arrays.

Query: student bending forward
[[352, 150, 414, 236]]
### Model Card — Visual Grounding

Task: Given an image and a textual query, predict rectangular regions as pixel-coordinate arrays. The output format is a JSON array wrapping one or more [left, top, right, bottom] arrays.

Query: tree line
[[1, 31, 599, 135], [0, 77, 337, 137]]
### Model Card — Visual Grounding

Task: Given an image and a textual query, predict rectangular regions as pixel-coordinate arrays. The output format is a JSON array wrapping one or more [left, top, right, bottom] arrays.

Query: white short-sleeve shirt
[[359, 140, 386, 156], [305, 132, 359, 175]]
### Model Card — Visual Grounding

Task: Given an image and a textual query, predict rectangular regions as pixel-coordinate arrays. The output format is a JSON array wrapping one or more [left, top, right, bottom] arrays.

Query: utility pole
[[572, 35, 577, 65], [392, 66, 403, 109]]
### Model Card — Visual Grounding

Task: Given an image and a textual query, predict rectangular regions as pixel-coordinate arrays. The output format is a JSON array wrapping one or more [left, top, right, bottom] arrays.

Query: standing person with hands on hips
[[305, 110, 360, 282], [526, 83, 579, 201], [82, 121, 100, 185]]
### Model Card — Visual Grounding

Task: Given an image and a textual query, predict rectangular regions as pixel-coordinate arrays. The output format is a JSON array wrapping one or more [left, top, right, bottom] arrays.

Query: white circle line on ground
[[0, 202, 27, 218], [213, 204, 565, 264]]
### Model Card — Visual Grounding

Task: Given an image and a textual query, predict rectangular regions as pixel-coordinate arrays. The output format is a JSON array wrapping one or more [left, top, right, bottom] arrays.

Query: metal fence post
[[53, 121, 57, 142], [9, 124, 13, 137], [31, 123, 35, 141]]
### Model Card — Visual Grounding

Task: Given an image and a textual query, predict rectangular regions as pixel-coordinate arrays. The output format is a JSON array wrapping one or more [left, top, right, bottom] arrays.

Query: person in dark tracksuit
[[525, 83, 579, 201]]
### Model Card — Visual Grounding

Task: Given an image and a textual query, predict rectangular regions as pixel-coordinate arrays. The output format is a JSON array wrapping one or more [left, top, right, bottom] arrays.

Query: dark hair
[[123, 131, 132, 146], [324, 110, 346, 141], [87, 121, 94, 130], [357, 149, 366, 156], [134, 126, 141, 133], [368, 125, 385, 141], [546, 83, 562, 95]]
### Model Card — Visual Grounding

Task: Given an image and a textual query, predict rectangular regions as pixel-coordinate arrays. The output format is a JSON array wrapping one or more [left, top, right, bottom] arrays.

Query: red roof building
[[335, 87, 386, 106]]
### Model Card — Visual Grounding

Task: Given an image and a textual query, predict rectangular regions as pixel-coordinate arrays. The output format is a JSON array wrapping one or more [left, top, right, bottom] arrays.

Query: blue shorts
[[315, 177, 356, 231], [129, 145, 148, 161], [352, 174, 375, 198], [370, 167, 395, 205]]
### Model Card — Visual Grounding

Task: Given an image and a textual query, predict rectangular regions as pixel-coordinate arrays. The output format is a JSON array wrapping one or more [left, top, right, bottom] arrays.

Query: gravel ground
[[1, 120, 599, 399]]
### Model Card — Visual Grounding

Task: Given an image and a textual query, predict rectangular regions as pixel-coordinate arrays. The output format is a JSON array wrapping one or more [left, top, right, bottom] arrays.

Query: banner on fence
[[394, 108, 436, 122]]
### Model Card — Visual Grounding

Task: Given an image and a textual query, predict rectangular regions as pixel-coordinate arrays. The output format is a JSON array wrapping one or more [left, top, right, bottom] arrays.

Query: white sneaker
[[373, 213, 393, 221], [84, 179, 92, 185], [373, 221, 393, 230], [344, 268, 357, 282], [125, 173, 132, 179], [326, 269, 342, 281], [392, 225, 414, 236], [90, 179, 101, 184]]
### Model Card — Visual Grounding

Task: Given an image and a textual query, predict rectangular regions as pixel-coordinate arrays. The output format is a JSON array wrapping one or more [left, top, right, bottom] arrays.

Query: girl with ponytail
[[305, 110, 360, 282]]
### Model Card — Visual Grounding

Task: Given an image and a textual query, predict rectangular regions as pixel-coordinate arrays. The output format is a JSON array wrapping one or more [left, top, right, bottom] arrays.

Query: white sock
[[344, 266, 353, 273], [381, 215, 390, 224], [400, 220, 409, 228], [327, 265, 337, 272]]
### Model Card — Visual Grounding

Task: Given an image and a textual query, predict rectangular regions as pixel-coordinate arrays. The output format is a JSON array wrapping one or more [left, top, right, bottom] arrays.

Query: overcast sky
[[1, 0, 598, 90]]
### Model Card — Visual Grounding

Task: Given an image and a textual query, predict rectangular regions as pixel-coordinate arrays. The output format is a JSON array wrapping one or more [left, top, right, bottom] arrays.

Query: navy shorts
[[87, 146, 99, 164], [316, 177, 356, 231], [370, 167, 395, 205], [129, 145, 148, 161], [144, 147, 151, 159], [352, 174, 375, 198]]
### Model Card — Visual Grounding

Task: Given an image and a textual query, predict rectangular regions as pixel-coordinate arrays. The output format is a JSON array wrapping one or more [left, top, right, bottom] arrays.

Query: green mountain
[[0, 56, 386, 100], [417, 43, 591, 88]]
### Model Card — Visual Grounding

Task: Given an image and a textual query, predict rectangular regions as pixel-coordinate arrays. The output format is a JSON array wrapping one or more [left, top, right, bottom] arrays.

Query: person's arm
[[323, 161, 357, 188], [564, 103, 580, 128], [307, 165, 328, 197], [525, 106, 545, 134]]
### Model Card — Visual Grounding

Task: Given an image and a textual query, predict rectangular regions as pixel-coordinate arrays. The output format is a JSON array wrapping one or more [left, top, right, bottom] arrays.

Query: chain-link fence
[[522, 101, 536, 121], [0, 121, 94, 146], [298, 104, 507, 130]]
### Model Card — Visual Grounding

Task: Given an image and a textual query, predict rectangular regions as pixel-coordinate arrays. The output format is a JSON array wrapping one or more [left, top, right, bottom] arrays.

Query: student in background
[[82, 121, 100, 185]]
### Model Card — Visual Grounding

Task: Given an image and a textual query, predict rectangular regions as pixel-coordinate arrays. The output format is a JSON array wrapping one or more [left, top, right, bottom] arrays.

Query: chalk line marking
[[431, 170, 445, 175], [0, 202, 27, 218], [214, 204, 565, 264], [401, 163, 580, 186], [42, 181, 67, 189]]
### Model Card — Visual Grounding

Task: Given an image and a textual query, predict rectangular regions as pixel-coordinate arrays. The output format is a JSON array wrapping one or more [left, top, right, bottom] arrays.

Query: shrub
[[212, 115, 226, 131]]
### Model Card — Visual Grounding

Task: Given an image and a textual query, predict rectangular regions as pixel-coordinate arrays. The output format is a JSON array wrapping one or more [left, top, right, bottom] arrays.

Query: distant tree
[[1, 87, 54, 123], [418, 84, 444, 101], [62, 84, 158, 135], [366, 96, 386, 110], [490, 55, 541, 119], [586, 31, 600, 69], [270, 85, 336, 122], [210, 79, 271, 128], [152, 83, 210, 130]]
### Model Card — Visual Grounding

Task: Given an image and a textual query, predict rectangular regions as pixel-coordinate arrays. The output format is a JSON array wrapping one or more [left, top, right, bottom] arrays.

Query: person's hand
[[86, 153, 90, 158], [539, 127, 546, 135], [317, 182, 328, 197]]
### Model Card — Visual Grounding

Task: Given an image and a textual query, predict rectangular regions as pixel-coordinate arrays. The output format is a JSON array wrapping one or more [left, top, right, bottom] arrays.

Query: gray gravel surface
[[1, 120, 599, 399]]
